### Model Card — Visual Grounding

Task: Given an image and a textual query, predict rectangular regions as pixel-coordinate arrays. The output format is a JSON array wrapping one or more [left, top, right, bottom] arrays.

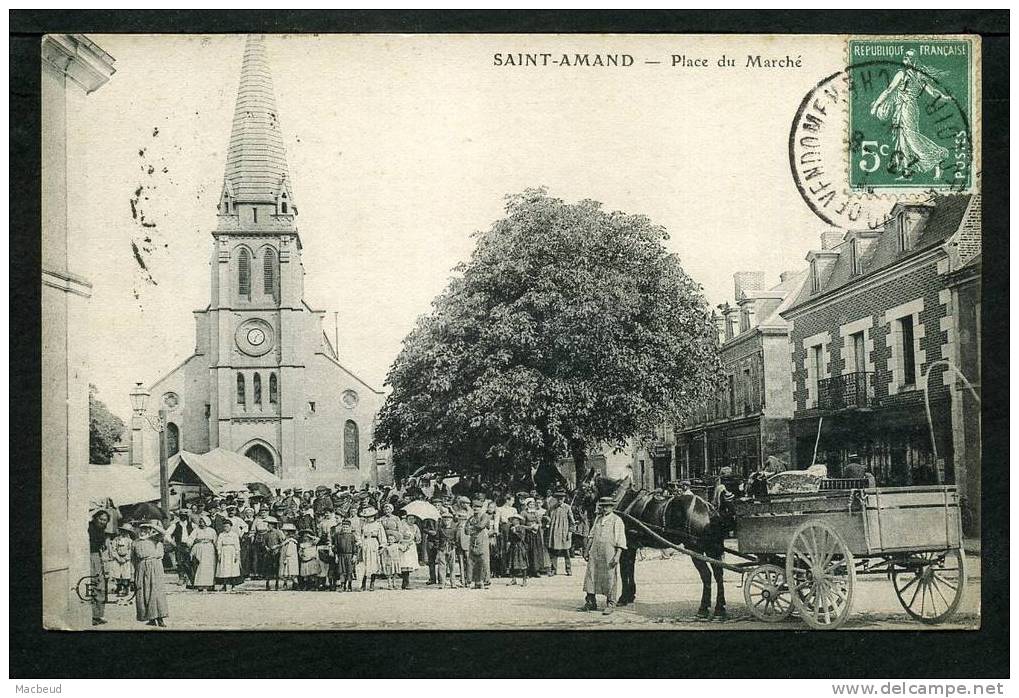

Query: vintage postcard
[[41, 32, 981, 634]]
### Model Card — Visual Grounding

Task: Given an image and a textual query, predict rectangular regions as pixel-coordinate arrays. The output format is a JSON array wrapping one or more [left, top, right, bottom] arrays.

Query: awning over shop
[[87, 463, 161, 510], [151, 448, 281, 495]]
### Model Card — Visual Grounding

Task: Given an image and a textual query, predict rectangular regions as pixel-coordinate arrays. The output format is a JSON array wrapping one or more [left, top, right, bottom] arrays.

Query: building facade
[[674, 269, 807, 481], [41, 34, 116, 630], [781, 194, 980, 528], [136, 36, 387, 485]]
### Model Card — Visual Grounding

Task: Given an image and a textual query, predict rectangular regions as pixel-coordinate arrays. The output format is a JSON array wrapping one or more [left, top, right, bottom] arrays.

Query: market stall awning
[[87, 463, 161, 510], [151, 448, 281, 495]]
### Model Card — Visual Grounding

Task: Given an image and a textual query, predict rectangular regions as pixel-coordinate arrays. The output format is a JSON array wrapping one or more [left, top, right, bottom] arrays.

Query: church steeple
[[218, 35, 296, 221]]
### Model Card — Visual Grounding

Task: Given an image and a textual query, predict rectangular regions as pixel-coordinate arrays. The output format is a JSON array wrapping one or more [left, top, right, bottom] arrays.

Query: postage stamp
[[847, 37, 975, 191]]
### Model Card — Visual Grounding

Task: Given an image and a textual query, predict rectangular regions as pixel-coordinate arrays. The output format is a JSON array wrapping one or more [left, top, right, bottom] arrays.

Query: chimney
[[733, 271, 764, 299], [820, 231, 844, 250], [712, 311, 726, 344]]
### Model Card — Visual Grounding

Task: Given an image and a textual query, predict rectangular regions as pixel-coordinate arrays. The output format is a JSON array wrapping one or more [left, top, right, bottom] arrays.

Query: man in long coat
[[581, 497, 627, 615], [546, 491, 575, 576], [466, 500, 491, 589]]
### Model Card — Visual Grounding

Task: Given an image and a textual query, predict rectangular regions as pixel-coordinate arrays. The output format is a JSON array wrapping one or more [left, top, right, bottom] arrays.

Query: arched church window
[[166, 422, 180, 457], [236, 373, 245, 405], [238, 249, 251, 299], [343, 420, 359, 469], [281, 201, 288, 214], [269, 373, 278, 404], [253, 373, 262, 405], [263, 248, 277, 296]]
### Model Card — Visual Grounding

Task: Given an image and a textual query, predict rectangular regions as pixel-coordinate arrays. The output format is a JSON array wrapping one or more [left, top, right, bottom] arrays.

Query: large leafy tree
[[374, 188, 720, 485], [89, 383, 126, 464]]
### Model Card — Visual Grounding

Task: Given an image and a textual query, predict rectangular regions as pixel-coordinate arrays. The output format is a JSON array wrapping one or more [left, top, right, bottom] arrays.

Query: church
[[136, 35, 388, 485]]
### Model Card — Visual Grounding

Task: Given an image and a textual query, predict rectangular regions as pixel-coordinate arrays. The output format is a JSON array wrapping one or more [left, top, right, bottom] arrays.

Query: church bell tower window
[[269, 373, 278, 404], [263, 248, 277, 297], [236, 372, 246, 405], [253, 373, 262, 405], [238, 249, 251, 300]]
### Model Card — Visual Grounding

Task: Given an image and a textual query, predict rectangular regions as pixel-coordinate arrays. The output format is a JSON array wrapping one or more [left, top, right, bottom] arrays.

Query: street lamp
[[130, 382, 170, 515]]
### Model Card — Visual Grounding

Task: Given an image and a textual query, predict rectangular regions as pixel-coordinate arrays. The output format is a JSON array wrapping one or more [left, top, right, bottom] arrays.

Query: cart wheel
[[892, 549, 965, 624], [743, 564, 792, 622], [786, 520, 855, 630]]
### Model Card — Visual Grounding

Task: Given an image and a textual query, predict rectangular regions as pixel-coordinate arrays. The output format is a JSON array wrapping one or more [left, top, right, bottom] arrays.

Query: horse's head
[[577, 470, 632, 521]]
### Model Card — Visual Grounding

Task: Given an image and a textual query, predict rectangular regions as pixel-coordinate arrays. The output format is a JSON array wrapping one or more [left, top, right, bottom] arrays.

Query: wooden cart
[[733, 485, 966, 629]]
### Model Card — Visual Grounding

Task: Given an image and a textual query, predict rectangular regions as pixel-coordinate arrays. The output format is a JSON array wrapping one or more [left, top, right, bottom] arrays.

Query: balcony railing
[[818, 371, 875, 411]]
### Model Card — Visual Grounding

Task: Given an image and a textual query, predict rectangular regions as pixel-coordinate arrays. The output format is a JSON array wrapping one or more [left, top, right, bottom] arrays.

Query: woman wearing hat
[[505, 514, 529, 586], [396, 512, 421, 590], [522, 498, 550, 577], [277, 524, 299, 589], [132, 521, 169, 627], [186, 515, 217, 591], [378, 503, 401, 585], [358, 507, 386, 591], [215, 519, 243, 591]]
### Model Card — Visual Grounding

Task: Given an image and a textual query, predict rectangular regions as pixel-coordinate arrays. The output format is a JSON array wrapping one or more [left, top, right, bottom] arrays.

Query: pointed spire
[[222, 35, 293, 207]]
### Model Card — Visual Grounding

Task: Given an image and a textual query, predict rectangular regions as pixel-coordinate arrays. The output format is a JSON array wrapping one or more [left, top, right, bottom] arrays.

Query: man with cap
[[546, 491, 575, 576], [465, 499, 491, 589], [433, 509, 458, 588], [87, 509, 111, 625], [261, 516, 284, 590], [580, 496, 627, 614], [844, 453, 866, 480]]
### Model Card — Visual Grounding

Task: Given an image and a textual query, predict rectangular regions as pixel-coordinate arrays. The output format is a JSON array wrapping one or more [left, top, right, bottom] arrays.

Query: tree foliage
[[89, 383, 126, 464], [373, 188, 721, 483]]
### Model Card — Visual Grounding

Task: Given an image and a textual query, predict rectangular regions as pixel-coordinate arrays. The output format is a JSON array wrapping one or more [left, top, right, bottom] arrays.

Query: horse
[[579, 471, 735, 620]]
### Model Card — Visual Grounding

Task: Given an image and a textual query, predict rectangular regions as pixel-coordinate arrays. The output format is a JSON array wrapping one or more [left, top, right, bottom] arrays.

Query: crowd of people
[[88, 474, 603, 626]]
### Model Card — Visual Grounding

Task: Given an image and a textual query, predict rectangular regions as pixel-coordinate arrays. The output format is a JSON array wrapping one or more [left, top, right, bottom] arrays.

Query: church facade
[[139, 36, 387, 484]]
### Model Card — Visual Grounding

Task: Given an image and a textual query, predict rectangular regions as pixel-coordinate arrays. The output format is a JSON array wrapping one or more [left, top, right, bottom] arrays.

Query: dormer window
[[850, 238, 863, 276], [810, 259, 821, 293]]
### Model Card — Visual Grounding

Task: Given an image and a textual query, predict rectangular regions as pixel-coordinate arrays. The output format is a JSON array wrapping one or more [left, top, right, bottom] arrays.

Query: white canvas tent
[[87, 463, 161, 510], [148, 448, 281, 495]]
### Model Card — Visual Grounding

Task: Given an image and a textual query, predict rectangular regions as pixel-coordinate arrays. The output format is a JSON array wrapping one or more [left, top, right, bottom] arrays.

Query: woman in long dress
[[132, 521, 169, 627], [378, 503, 402, 584], [358, 507, 386, 591], [397, 514, 421, 590], [216, 520, 242, 590], [522, 499, 550, 577], [187, 516, 217, 591], [869, 49, 951, 178], [278, 524, 299, 589]]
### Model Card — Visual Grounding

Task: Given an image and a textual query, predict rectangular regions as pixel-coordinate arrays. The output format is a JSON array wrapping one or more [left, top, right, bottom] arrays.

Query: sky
[[68, 34, 844, 420]]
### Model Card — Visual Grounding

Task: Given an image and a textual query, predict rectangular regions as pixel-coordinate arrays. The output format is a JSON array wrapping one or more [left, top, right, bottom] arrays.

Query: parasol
[[130, 501, 169, 522], [401, 500, 440, 521]]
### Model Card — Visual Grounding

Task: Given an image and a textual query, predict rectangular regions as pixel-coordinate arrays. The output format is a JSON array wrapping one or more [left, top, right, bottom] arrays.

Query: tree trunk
[[570, 439, 588, 490]]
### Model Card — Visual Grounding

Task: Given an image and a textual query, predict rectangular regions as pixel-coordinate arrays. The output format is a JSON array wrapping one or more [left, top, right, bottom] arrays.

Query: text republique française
[[492, 53, 804, 68]]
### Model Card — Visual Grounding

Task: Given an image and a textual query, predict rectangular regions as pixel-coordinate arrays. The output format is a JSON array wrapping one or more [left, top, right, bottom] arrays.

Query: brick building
[[674, 269, 807, 481], [781, 194, 980, 523]]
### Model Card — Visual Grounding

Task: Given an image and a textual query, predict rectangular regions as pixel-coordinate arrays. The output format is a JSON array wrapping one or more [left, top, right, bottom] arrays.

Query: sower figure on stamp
[[580, 496, 627, 615]]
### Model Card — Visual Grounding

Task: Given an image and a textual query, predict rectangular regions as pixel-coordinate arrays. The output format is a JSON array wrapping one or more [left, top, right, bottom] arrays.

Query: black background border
[[10, 9, 1009, 679]]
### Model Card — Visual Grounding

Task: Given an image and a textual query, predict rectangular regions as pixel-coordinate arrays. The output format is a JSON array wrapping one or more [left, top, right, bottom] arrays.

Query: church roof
[[223, 35, 292, 205]]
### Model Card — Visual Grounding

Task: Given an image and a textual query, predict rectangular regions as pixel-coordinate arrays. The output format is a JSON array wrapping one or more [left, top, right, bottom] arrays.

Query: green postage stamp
[[847, 37, 975, 191]]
